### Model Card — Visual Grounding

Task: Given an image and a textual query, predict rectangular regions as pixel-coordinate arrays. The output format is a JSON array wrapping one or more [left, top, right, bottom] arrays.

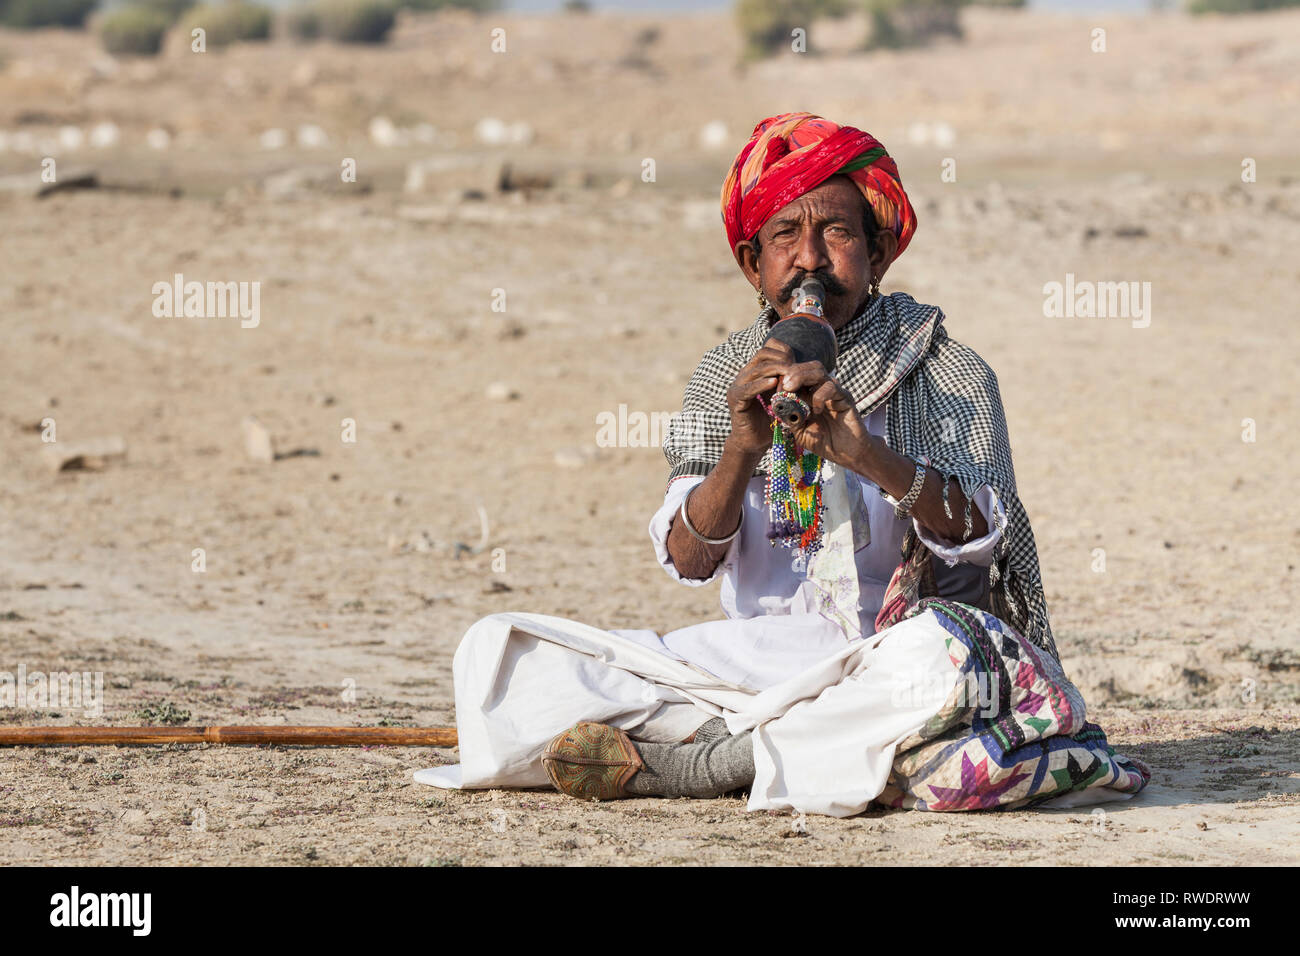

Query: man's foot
[[541, 721, 644, 801], [688, 716, 730, 745]]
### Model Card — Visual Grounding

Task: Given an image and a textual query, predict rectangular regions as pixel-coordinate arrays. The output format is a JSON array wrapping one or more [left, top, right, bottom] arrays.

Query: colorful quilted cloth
[[876, 599, 1152, 811], [720, 111, 917, 264]]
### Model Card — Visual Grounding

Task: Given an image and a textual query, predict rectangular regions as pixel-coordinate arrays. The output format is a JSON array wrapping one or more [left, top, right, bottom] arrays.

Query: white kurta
[[416, 408, 1026, 816]]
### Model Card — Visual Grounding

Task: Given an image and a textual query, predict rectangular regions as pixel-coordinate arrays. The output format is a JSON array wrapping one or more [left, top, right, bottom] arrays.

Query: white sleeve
[[912, 483, 1006, 568], [648, 475, 737, 587]]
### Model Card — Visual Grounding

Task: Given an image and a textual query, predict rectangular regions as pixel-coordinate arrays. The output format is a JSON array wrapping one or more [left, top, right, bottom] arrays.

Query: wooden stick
[[0, 726, 458, 747]]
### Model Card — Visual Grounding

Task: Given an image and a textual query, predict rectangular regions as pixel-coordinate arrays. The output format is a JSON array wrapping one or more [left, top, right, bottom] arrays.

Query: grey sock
[[626, 730, 755, 798], [690, 716, 730, 745]]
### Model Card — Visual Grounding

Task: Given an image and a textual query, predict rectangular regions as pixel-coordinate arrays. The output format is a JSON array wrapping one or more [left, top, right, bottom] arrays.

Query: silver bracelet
[[679, 484, 743, 545], [893, 460, 927, 520]]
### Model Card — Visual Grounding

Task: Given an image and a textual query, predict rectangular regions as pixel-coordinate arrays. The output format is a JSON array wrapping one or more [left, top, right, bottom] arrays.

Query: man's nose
[[791, 229, 831, 276]]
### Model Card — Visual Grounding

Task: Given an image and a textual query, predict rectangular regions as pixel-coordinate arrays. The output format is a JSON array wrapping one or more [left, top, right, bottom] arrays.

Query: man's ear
[[870, 232, 898, 281], [736, 240, 761, 290]]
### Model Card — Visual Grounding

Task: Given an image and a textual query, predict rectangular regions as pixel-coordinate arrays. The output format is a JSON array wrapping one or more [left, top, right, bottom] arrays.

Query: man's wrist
[[846, 431, 885, 480], [722, 433, 767, 469]]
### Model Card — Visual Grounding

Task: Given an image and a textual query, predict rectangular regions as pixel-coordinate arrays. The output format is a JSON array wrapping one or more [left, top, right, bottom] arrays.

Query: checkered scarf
[[662, 291, 1058, 659]]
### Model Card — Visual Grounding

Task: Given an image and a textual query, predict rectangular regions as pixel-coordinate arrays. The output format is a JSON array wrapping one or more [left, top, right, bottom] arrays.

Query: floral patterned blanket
[[876, 599, 1152, 811]]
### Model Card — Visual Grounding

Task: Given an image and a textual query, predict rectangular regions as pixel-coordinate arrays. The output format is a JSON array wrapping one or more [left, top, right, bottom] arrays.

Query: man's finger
[[779, 360, 829, 393], [806, 379, 847, 417], [731, 373, 781, 405], [739, 357, 796, 387]]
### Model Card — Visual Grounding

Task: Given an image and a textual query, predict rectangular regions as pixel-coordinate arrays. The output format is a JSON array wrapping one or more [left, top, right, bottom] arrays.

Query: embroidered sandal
[[541, 721, 645, 800]]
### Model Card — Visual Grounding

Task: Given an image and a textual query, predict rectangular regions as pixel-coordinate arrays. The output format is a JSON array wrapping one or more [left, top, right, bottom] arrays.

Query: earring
[[757, 289, 769, 308], [870, 274, 881, 298]]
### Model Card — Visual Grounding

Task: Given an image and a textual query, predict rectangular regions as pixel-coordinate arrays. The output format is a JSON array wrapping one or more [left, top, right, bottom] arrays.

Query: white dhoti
[[414, 608, 963, 818], [413, 434, 1142, 816]]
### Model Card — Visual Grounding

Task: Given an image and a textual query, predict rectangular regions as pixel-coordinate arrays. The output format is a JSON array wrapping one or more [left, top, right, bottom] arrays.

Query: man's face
[[736, 174, 897, 331]]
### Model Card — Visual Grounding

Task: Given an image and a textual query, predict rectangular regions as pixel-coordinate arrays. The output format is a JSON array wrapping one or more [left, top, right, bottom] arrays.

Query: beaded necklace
[[756, 390, 826, 559]]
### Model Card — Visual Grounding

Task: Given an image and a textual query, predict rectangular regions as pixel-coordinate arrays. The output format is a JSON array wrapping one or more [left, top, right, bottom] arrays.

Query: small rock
[[485, 382, 519, 401], [369, 116, 399, 148], [241, 416, 275, 463], [41, 436, 126, 473], [0, 168, 97, 199], [259, 128, 289, 150], [296, 124, 328, 149], [88, 122, 120, 149], [475, 117, 509, 146], [58, 126, 84, 150], [699, 120, 728, 150]]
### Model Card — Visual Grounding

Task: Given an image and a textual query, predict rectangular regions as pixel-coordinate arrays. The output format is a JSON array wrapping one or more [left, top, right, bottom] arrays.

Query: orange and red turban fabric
[[720, 112, 917, 266]]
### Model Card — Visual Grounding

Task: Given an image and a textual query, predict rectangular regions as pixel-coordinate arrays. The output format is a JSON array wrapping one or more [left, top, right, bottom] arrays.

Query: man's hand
[[777, 359, 871, 470], [724, 342, 801, 457]]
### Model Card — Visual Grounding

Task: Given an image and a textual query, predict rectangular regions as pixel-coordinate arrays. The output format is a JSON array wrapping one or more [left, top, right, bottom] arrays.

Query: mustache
[[779, 270, 847, 302]]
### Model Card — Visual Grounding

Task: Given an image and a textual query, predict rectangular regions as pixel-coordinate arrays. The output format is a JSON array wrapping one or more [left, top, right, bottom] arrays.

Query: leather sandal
[[541, 721, 644, 801]]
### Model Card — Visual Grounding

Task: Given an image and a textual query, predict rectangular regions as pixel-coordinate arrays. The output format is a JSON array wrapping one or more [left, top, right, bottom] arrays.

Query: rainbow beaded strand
[[757, 391, 827, 559]]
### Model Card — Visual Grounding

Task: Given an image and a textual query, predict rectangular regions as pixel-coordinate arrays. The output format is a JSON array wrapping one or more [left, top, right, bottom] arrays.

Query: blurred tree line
[[734, 0, 1300, 61]]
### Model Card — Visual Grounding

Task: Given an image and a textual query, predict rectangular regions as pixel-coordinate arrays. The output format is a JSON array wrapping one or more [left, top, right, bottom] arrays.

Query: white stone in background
[[89, 121, 120, 149], [906, 121, 930, 146], [58, 126, 84, 150], [369, 115, 399, 147], [41, 436, 127, 474], [146, 128, 171, 150], [699, 120, 728, 150], [241, 416, 275, 464], [297, 124, 328, 148], [475, 117, 509, 146], [485, 382, 519, 401], [259, 127, 289, 150], [932, 121, 956, 148]]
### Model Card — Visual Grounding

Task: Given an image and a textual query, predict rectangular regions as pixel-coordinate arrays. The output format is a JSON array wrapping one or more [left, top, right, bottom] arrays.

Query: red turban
[[720, 112, 917, 265]]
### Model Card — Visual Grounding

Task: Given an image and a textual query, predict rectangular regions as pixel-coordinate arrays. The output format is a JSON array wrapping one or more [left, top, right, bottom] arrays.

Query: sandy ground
[[0, 7, 1298, 865]]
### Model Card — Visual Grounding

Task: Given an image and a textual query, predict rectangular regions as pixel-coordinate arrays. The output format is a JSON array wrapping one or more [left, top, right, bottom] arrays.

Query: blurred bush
[[394, 0, 503, 10], [734, 0, 851, 62], [180, 1, 271, 48], [134, 0, 198, 24], [0, 0, 99, 28], [99, 4, 171, 54], [1188, 0, 1300, 11], [865, 0, 964, 49], [283, 2, 322, 39], [285, 0, 396, 43]]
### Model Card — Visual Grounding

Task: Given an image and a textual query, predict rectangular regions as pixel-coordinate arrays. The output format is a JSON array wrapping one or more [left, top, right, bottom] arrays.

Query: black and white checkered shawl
[[662, 290, 1058, 660]]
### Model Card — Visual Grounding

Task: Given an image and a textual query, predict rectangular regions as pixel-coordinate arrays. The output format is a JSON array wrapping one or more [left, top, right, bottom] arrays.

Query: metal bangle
[[679, 484, 743, 545], [893, 460, 928, 520]]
